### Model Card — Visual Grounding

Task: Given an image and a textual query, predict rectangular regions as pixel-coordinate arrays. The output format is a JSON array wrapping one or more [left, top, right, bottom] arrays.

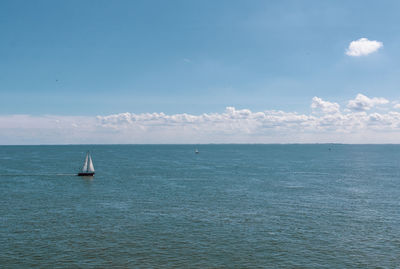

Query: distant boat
[[78, 151, 95, 176], [195, 149, 199, 154]]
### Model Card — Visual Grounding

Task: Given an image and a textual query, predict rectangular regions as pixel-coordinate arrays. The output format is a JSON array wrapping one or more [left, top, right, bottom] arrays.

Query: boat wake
[[0, 173, 77, 177]]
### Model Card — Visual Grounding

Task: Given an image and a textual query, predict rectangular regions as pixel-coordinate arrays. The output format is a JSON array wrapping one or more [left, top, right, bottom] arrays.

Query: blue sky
[[1, 0, 400, 144]]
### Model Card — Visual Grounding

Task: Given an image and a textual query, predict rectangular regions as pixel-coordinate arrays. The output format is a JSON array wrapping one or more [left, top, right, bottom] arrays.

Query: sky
[[1, 0, 400, 144]]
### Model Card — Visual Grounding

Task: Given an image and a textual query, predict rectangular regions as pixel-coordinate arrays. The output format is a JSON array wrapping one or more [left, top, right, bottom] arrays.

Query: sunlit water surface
[[1, 145, 400, 268]]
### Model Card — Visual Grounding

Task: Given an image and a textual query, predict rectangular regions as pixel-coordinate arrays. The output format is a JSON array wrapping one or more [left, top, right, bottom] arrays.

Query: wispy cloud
[[346, 38, 383, 57], [2, 94, 400, 144]]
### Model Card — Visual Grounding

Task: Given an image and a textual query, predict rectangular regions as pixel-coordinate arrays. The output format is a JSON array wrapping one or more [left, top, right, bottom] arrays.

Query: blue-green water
[[1, 145, 400, 268]]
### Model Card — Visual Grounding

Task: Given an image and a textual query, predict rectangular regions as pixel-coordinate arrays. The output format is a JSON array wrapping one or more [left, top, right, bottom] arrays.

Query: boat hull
[[77, 172, 95, 176]]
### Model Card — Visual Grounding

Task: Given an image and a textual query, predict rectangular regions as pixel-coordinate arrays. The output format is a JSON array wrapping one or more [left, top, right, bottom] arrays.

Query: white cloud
[[347, 94, 388, 111], [311, 97, 340, 114], [393, 104, 400, 109], [346, 38, 383, 57], [2, 94, 400, 144]]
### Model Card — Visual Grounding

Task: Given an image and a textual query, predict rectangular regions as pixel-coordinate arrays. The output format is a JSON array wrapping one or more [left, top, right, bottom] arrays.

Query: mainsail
[[88, 155, 95, 172]]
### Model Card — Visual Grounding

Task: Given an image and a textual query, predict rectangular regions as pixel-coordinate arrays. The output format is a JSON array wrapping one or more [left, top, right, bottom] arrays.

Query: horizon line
[[2, 143, 400, 146]]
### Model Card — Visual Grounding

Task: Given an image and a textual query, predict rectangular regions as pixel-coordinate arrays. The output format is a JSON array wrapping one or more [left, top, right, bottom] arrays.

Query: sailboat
[[195, 148, 199, 154], [78, 151, 95, 176]]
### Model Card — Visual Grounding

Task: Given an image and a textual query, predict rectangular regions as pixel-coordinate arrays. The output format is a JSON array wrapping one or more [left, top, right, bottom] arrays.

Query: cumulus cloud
[[346, 38, 383, 57], [1, 94, 400, 144], [347, 94, 388, 111], [97, 107, 313, 135], [311, 97, 340, 114]]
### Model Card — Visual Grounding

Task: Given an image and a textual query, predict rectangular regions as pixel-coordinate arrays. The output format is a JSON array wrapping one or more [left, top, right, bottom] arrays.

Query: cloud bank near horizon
[[2, 94, 400, 144]]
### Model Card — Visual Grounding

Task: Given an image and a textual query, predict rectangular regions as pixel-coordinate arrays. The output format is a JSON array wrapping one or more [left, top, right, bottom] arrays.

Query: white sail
[[82, 153, 89, 172], [88, 155, 95, 172]]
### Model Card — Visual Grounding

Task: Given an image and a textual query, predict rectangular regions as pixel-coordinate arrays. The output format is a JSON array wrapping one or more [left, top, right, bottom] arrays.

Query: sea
[[1, 144, 400, 268]]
